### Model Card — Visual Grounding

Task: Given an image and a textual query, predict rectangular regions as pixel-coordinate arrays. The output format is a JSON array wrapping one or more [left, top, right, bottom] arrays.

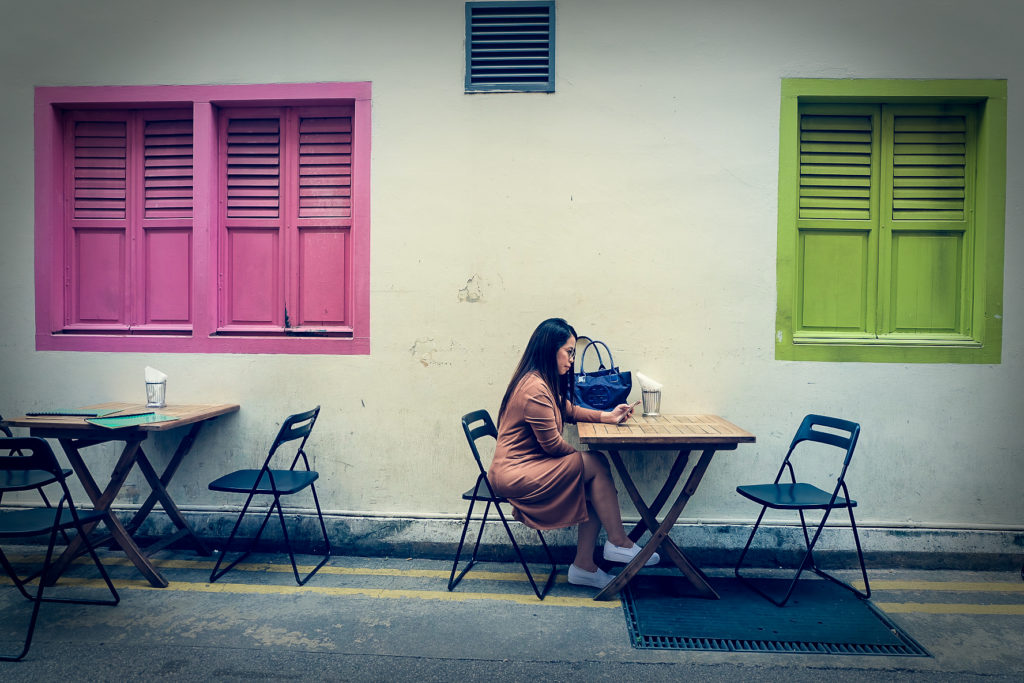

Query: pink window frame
[[34, 82, 371, 355]]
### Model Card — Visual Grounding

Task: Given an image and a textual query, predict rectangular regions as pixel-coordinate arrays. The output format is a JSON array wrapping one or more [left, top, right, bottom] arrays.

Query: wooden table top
[[577, 413, 755, 447], [5, 402, 239, 433]]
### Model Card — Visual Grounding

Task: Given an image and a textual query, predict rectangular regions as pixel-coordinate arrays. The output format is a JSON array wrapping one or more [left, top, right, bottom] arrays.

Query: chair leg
[[848, 507, 871, 598], [447, 492, 556, 600], [737, 506, 870, 607], [1, 510, 119, 662], [0, 522, 58, 661], [807, 507, 870, 600], [0, 546, 36, 601], [209, 493, 275, 583], [494, 504, 555, 600], [40, 512, 121, 608], [734, 505, 788, 605], [448, 497, 488, 592], [73, 522, 121, 608], [769, 508, 827, 607], [532, 526, 559, 599], [275, 486, 331, 586], [304, 482, 333, 583]]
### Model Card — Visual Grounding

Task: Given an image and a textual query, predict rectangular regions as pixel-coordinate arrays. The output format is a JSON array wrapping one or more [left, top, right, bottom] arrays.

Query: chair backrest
[[263, 406, 321, 471], [0, 437, 72, 502], [461, 409, 498, 478], [0, 437, 63, 477], [779, 414, 861, 485]]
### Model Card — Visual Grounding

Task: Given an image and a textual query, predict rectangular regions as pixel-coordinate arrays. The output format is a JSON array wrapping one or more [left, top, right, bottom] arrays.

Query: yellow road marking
[[50, 577, 616, 608], [25, 554, 567, 583], [19, 555, 1023, 592], [28, 577, 1024, 614], [854, 580, 1024, 593], [875, 602, 1024, 615], [10, 554, 1024, 613]]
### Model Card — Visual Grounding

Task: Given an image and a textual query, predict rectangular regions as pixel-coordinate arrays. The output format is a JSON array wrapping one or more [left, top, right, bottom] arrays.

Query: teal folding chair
[[448, 409, 557, 600], [734, 414, 870, 607], [208, 407, 331, 586], [0, 437, 120, 662], [0, 415, 72, 512]]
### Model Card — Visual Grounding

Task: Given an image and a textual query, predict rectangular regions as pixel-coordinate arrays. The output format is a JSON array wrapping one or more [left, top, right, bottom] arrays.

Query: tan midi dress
[[488, 372, 604, 530]]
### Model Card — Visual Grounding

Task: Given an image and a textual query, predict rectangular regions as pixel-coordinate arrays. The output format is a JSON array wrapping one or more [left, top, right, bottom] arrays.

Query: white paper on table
[[635, 372, 663, 392], [144, 366, 168, 383]]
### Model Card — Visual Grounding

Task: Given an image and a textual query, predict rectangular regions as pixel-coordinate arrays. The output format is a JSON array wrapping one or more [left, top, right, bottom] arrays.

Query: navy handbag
[[573, 339, 632, 411]]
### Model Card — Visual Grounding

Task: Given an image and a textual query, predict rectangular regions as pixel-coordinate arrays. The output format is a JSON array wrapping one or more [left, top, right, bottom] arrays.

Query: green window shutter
[[799, 114, 873, 220], [776, 78, 1005, 364], [891, 115, 967, 221], [794, 106, 880, 337], [879, 106, 976, 338]]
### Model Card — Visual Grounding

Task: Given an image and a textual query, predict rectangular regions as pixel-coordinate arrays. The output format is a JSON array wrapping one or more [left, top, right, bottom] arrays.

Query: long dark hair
[[498, 317, 576, 425]]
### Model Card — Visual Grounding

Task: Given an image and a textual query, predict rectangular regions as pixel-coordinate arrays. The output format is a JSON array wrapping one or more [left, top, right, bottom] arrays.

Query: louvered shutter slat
[[798, 114, 873, 220], [144, 118, 193, 219], [298, 116, 351, 218], [891, 115, 966, 221], [227, 118, 280, 218], [74, 120, 127, 219]]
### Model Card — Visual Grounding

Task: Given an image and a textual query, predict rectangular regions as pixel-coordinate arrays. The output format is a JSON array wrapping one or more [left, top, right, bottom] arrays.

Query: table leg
[[595, 448, 720, 601], [48, 436, 170, 588], [625, 449, 691, 543], [125, 423, 211, 556], [609, 449, 706, 583]]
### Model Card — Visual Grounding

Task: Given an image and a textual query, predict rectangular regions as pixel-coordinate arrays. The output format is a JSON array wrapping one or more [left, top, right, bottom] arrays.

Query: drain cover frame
[[620, 575, 929, 656]]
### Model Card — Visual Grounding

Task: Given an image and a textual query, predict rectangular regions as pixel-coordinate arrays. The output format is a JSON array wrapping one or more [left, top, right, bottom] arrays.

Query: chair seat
[[736, 482, 856, 509], [0, 469, 72, 493], [461, 478, 506, 502], [0, 506, 108, 537], [209, 468, 319, 495]]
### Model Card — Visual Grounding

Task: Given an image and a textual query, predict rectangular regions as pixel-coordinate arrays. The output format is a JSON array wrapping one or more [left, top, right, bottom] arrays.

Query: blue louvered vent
[[466, 1, 555, 92]]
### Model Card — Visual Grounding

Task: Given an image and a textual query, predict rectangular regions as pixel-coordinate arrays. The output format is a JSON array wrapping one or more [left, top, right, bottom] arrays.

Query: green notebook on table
[[85, 413, 180, 429], [26, 408, 122, 417]]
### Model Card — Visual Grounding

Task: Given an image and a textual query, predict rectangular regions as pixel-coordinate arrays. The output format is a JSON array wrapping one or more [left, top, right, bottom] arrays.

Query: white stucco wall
[[0, 0, 1020, 538]]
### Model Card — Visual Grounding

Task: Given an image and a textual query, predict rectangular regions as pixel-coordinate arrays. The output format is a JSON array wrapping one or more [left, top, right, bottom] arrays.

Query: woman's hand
[[604, 403, 636, 424]]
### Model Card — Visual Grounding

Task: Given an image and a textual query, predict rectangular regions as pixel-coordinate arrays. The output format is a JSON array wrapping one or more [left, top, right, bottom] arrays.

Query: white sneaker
[[567, 563, 615, 589], [603, 540, 660, 567]]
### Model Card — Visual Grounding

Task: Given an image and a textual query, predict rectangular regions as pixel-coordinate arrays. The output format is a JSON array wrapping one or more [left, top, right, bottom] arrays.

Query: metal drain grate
[[621, 575, 929, 656]]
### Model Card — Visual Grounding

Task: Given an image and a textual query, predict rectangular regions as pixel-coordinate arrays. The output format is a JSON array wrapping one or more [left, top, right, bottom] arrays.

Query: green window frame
[[776, 79, 1006, 363]]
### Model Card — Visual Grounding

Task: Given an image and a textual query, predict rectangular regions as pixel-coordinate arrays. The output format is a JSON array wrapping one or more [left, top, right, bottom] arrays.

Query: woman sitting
[[488, 318, 658, 590]]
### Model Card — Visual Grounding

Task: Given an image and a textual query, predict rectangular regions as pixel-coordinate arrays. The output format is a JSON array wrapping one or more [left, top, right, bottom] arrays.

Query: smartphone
[[618, 401, 641, 424]]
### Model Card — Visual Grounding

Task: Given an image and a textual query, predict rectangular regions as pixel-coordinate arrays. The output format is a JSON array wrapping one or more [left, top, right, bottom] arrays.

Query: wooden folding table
[[577, 413, 755, 601], [6, 402, 239, 588]]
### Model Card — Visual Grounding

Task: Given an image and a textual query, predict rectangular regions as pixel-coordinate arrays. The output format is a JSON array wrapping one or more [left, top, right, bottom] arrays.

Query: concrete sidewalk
[[1, 548, 1022, 681]]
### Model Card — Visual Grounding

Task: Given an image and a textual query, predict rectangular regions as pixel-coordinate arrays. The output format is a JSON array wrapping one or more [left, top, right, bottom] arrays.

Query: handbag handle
[[577, 339, 614, 374], [573, 335, 592, 376]]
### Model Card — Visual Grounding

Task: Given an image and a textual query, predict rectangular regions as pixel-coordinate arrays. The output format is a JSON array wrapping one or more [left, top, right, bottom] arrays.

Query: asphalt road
[[1, 549, 1022, 682]]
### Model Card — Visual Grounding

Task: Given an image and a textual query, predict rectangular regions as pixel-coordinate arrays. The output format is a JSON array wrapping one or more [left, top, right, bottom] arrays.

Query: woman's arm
[[523, 388, 576, 457], [524, 382, 581, 456], [567, 401, 635, 424]]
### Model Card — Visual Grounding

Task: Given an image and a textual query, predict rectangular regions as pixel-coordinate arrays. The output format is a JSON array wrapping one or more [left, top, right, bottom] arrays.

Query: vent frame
[[465, 1, 556, 93]]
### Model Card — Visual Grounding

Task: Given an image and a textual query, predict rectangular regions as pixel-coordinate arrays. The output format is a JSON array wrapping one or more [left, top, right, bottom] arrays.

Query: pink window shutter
[[219, 111, 284, 330], [290, 109, 353, 330], [67, 114, 130, 327], [139, 112, 193, 329], [37, 81, 371, 354]]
